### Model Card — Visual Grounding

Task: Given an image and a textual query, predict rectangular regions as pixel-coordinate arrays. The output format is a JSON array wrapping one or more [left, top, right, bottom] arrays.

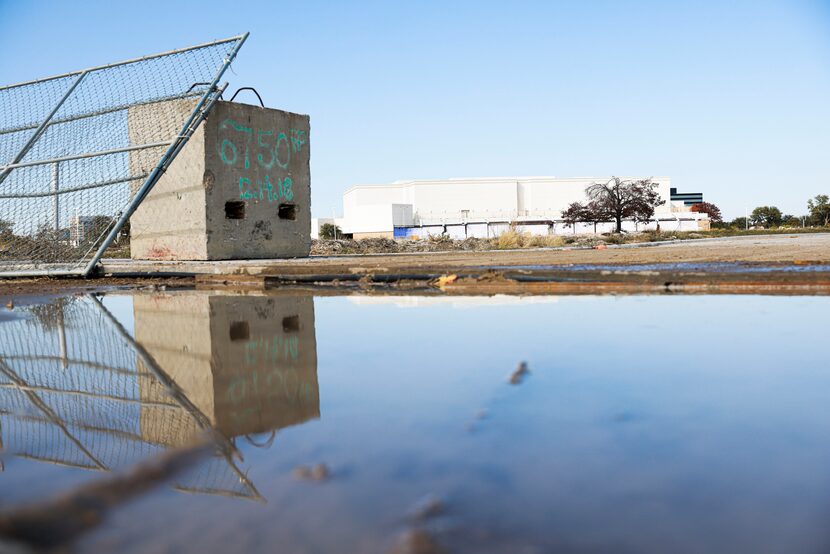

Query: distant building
[[69, 215, 96, 247], [329, 176, 708, 240], [670, 187, 704, 206]]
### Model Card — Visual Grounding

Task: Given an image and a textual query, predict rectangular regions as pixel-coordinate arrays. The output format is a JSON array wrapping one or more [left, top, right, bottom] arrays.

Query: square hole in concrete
[[225, 201, 245, 219], [229, 321, 250, 341], [282, 315, 300, 333], [278, 203, 297, 220]]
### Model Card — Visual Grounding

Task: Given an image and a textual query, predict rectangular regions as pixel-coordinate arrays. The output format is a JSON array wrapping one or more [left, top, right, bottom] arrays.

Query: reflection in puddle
[[134, 293, 319, 500], [2, 292, 830, 553], [0, 293, 318, 506]]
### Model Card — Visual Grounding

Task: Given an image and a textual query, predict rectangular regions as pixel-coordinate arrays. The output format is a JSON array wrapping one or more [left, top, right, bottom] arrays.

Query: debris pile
[[311, 237, 493, 255]]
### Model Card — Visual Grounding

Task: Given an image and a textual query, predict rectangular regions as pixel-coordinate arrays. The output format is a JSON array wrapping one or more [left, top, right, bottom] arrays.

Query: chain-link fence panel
[[0, 35, 247, 276], [0, 295, 260, 500]]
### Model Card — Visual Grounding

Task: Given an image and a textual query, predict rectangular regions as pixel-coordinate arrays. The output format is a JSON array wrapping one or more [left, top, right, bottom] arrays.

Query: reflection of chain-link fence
[[0, 35, 247, 277], [0, 295, 260, 500]]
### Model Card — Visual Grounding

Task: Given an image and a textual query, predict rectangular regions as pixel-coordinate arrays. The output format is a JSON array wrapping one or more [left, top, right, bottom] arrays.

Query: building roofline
[[343, 176, 671, 195]]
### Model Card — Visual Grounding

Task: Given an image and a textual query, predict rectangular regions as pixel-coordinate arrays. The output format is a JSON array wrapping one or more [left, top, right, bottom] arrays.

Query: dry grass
[[310, 226, 830, 256], [492, 230, 522, 249], [524, 234, 567, 248], [491, 230, 566, 250]]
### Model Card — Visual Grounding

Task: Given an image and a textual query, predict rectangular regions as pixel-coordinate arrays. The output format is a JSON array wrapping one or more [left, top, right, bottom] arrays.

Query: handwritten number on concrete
[[219, 119, 304, 204], [275, 132, 290, 170], [256, 131, 275, 169]]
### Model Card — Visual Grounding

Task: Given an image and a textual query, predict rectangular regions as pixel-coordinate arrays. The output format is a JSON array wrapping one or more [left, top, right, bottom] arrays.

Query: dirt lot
[[1, 234, 829, 297], [99, 232, 830, 277], [318, 232, 827, 268]]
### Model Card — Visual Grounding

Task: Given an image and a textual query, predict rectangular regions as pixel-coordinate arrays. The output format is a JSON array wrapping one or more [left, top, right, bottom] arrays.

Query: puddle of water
[[0, 291, 829, 553]]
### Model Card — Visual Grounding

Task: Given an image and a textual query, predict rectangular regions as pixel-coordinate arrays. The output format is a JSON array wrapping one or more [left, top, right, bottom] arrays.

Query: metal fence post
[[51, 162, 60, 231], [82, 34, 248, 277]]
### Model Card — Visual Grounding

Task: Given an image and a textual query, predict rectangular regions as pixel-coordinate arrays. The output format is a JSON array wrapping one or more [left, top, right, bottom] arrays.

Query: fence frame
[[0, 293, 263, 501], [0, 33, 249, 278]]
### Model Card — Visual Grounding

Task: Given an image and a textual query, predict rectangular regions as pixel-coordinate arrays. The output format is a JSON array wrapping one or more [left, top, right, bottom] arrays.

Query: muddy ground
[[1, 233, 829, 297]]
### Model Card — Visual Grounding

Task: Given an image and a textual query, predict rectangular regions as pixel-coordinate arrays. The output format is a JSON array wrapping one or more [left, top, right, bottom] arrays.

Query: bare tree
[[582, 201, 612, 234], [586, 177, 665, 233], [560, 202, 584, 233]]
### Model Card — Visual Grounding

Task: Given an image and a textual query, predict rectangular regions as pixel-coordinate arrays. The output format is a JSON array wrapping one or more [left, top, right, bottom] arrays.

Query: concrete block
[[129, 100, 311, 260]]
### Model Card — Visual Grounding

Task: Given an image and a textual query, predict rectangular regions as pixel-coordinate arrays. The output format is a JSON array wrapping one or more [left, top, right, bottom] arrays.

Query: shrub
[[492, 229, 522, 249], [524, 235, 565, 248], [318, 223, 342, 240], [491, 230, 565, 249]]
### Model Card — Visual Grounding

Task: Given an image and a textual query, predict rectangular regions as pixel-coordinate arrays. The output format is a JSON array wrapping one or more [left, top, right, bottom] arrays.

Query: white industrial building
[[314, 176, 708, 240]]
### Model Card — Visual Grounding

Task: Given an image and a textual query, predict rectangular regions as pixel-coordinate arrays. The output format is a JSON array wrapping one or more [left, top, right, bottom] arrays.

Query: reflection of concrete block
[[134, 294, 318, 446], [128, 100, 311, 260]]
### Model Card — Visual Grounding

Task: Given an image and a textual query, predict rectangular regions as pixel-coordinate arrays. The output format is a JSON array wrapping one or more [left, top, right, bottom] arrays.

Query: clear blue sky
[[2, 0, 828, 219]]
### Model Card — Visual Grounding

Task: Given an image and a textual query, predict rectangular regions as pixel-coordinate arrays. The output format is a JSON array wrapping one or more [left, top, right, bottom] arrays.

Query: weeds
[[492, 230, 522, 249], [490, 230, 565, 250], [310, 226, 830, 256], [602, 233, 625, 245], [525, 235, 566, 248]]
